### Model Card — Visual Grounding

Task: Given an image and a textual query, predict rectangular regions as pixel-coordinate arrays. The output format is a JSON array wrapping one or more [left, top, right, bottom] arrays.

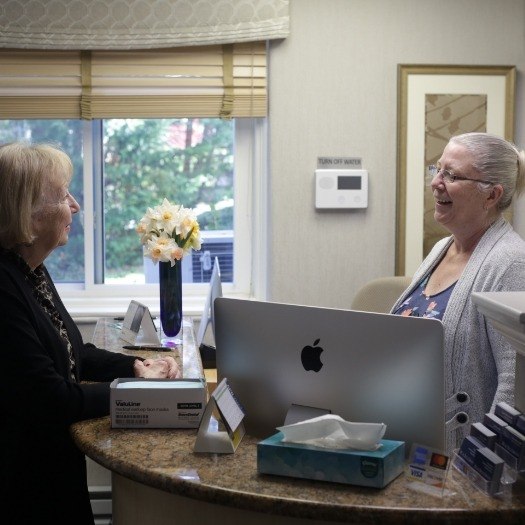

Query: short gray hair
[[449, 132, 524, 211]]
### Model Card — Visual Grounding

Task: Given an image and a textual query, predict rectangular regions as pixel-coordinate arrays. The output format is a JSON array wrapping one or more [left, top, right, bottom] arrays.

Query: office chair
[[351, 275, 412, 314]]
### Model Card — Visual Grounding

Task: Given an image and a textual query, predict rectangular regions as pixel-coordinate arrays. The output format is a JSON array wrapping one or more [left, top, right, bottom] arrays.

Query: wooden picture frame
[[396, 64, 515, 276]]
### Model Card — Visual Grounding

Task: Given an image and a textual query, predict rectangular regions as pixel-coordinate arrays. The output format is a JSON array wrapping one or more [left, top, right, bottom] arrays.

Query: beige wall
[[267, 0, 525, 309]]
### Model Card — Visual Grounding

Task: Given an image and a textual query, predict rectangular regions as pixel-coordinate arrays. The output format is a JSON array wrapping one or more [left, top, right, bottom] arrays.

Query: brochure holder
[[120, 300, 161, 345], [494, 443, 525, 474], [452, 450, 516, 498], [194, 378, 245, 454]]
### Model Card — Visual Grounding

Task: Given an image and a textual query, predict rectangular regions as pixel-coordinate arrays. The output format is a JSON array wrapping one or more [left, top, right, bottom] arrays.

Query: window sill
[[63, 294, 204, 323], [63, 291, 250, 323]]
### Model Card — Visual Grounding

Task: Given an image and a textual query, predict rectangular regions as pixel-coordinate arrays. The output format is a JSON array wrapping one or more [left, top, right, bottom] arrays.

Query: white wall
[[267, 0, 525, 309]]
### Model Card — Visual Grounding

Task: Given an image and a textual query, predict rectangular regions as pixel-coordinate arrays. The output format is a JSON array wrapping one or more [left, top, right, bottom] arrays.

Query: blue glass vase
[[159, 261, 183, 339]]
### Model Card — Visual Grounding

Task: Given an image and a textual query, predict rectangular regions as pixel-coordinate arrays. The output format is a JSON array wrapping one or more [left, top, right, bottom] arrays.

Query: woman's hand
[[133, 356, 181, 379]]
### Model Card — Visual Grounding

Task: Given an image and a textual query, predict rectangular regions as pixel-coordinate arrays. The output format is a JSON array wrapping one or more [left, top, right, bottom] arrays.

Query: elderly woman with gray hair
[[0, 142, 180, 524], [391, 132, 525, 453]]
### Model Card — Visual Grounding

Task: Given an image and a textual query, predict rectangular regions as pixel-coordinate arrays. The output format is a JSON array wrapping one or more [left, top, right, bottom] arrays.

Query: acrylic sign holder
[[194, 378, 245, 454], [405, 443, 453, 498], [120, 300, 161, 345]]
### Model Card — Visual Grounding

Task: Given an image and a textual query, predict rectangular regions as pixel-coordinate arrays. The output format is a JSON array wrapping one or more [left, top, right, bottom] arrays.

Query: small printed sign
[[317, 157, 362, 169], [193, 378, 246, 453], [120, 300, 160, 345], [406, 443, 451, 495]]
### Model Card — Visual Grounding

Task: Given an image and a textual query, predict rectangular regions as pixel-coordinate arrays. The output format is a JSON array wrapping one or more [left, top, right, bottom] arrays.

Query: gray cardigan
[[391, 217, 525, 452]]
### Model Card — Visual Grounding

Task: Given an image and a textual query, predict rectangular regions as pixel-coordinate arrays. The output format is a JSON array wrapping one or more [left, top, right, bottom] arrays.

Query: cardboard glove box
[[110, 378, 206, 428]]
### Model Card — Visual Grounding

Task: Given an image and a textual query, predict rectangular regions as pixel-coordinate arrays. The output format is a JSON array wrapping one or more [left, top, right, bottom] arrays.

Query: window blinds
[[0, 42, 267, 119]]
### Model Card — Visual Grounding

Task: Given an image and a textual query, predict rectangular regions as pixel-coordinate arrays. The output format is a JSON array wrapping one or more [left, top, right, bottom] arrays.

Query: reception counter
[[71, 319, 525, 525]]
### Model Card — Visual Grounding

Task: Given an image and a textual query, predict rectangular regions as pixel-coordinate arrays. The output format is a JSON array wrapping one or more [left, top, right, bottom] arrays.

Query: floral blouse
[[2, 248, 77, 380], [392, 275, 456, 321]]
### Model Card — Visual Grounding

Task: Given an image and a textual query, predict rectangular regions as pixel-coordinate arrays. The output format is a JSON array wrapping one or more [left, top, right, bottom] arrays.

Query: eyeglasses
[[427, 165, 493, 185]]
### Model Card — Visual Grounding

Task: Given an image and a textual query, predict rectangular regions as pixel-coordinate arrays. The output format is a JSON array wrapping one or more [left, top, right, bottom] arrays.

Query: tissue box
[[110, 378, 206, 428], [257, 432, 405, 488]]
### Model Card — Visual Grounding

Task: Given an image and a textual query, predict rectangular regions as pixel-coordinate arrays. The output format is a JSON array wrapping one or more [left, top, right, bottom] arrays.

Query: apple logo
[[301, 338, 324, 372]]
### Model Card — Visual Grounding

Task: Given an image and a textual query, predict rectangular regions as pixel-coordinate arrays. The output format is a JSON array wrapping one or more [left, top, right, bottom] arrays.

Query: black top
[[0, 252, 137, 524]]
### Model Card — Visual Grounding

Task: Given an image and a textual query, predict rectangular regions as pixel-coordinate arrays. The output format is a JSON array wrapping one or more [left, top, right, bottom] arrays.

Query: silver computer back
[[215, 298, 445, 452]]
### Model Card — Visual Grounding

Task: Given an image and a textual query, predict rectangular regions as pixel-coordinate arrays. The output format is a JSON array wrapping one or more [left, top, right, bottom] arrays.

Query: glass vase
[[159, 260, 183, 344]]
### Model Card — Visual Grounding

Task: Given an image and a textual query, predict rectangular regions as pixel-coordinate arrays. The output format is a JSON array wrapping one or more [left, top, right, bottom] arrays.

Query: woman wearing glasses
[[391, 132, 525, 452]]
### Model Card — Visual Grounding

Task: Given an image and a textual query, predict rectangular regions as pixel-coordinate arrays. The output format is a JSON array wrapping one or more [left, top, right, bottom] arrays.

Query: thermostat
[[315, 169, 368, 209]]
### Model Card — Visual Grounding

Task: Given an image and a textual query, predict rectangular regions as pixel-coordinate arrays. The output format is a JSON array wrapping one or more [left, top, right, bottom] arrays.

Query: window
[[98, 117, 235, 286], [0, 44, 267, 315], [0, 117, 263, 315], [0, 119, 86, 282]]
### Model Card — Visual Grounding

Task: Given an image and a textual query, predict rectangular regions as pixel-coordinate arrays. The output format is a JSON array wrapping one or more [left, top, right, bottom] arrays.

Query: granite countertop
[[92, 317, 202, 379], [71, 416, 525, 525], [74, 317, 525, 524]]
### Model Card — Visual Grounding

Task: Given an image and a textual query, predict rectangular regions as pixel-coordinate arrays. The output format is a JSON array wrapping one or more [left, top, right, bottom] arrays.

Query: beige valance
[[0, 0, 289, 50]]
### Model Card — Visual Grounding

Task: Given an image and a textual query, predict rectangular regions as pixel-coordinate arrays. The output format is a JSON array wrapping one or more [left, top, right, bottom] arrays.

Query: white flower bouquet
[[136, 198, 201, 266]]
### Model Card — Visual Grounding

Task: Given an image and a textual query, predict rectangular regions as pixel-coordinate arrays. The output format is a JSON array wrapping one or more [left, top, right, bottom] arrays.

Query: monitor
[[214, 298, 445, 452]]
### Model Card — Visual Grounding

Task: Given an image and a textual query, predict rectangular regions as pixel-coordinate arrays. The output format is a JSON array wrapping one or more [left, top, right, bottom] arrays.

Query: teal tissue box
[[257, 432, 405, 488]]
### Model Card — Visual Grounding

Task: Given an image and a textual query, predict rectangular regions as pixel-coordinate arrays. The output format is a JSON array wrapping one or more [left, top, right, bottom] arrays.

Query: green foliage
[[0, 119, 85, 282], [197, 206, 233, 230], [103, 118, 234, 274], [0, 118, 235, 282]]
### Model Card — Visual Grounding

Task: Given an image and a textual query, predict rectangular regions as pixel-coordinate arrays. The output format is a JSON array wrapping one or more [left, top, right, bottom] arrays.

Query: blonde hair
[[449, 132, 525, 211], [0, 142, 73, 248]]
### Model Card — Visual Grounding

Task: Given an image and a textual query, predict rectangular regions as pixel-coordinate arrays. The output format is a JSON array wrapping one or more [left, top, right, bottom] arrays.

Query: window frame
[[59, 117, 267, 319]]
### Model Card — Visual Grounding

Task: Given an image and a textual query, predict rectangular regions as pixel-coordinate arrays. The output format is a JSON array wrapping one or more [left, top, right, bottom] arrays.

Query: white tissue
[[277, 414, 386, 451]]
